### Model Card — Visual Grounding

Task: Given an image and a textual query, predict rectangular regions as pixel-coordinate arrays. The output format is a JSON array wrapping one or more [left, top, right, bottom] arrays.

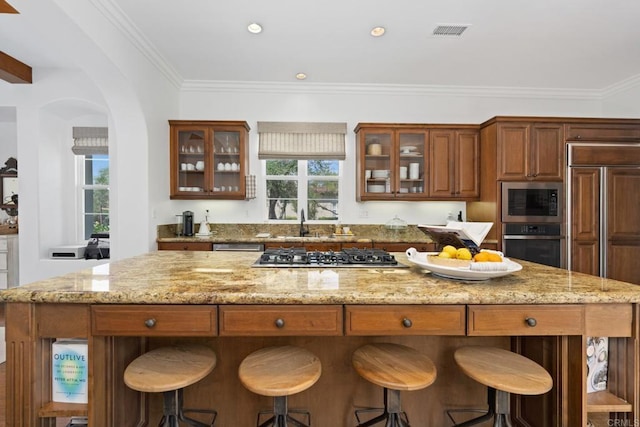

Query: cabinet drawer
[[565, 124, 640, 141], [467, 305, 584, 336], [0, 272, 6, 289], [219, 305, 343, 336], [92, 305, 217, 336], [345, 305, 466, 336], [0, 237, 8, 251], [158, 241, 213, 251], [0, 252, 7, 270]]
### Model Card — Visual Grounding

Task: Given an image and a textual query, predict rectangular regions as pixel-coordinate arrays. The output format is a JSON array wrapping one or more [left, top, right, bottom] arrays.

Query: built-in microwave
[[501, 182, 563, 223]]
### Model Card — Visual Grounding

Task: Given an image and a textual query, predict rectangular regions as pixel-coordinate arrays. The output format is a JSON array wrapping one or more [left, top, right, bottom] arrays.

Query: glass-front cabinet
[[169, 120, 250, 200], [355, 123, 428, 200]]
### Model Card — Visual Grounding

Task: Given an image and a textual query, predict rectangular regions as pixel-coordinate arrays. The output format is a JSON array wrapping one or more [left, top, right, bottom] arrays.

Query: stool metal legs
[[256, 395, 311, 427], [158, 389, 217, 427], [355, 388, 411, 427], [447, 387, 514, 427]]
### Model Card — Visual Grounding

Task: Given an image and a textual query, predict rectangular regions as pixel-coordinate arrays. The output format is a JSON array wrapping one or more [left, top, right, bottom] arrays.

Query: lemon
[[437, 251, 452, 258], [456, 248, 472, 260], [442, 245, 458, 257]]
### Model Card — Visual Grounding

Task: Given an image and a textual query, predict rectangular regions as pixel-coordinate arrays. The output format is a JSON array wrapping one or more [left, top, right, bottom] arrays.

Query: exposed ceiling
[[1, 0, 640, 92]]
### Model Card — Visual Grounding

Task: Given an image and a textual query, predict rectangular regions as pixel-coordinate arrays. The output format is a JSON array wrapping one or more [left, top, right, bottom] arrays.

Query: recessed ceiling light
[[247, 23, 263, 34], [370, 26, 386, 37], [295, 73, 307, 80]]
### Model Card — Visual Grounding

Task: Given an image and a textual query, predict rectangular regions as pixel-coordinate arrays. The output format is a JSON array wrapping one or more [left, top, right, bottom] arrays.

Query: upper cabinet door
[[355, 124, 428, 201], [169, 120, 250, 200], [428, 128, 479, 199], [497, 122, 563, 181]]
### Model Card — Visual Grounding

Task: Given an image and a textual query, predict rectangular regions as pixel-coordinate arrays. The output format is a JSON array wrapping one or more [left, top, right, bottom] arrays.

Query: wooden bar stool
[[448, 346, 553, 427], [124, 344, 217, 427], [238, 345, 322, 427], [352, 343, 437, 427]]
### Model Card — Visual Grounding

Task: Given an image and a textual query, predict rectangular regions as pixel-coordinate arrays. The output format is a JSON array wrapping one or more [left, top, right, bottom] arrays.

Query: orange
[[473, 252, 490, 262], [487, 253, 503, 262]]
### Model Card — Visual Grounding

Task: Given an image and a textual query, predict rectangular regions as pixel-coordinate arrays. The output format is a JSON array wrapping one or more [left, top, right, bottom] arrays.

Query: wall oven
[[501, 182, 565, 268], [502, 223, 565, 268], [501, 182, 563, 223]]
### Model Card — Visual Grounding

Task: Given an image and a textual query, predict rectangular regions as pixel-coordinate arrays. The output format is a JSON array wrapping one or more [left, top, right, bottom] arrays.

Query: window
[[265, 159, 340, 221], [78, 154, 109, 240]]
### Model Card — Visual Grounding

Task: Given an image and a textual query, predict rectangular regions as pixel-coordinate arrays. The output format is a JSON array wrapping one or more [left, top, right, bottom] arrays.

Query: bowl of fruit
[[405, 245, 522, 281]]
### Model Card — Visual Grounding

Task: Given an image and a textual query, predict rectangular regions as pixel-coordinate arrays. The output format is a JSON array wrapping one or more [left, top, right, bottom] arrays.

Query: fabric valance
[[257, 122, 346, 160], [72, 127, 108, 155]]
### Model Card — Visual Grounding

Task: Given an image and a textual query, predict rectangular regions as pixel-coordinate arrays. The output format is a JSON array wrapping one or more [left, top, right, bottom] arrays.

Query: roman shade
[[257, 122, 346, 160], [72, 127, 108, 155]]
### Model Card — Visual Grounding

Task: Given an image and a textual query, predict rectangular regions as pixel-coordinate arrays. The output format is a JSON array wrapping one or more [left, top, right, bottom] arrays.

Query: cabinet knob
[[402, 318, 413, 328], [144, 318, 156, 328], [275, 318, 285, 328], [525, 317, 537, 327]]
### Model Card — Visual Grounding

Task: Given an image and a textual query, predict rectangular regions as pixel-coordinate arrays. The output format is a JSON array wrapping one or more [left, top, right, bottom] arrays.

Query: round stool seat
[[239, 345, 322, 397], [454, 346, 552, 395], [124, 344, 216, 393], [352, 343, 437, 391]]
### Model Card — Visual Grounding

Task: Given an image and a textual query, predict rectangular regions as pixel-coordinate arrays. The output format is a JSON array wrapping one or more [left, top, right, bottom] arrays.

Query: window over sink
[[264, 159, 340, 221]]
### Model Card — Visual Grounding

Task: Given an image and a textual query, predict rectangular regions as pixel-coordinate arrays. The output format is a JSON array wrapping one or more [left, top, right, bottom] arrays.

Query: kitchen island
[[1, 250, 639, 426]]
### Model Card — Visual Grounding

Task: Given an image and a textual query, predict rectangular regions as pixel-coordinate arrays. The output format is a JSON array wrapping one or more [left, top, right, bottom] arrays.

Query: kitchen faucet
[[299, 209, 310, 237]]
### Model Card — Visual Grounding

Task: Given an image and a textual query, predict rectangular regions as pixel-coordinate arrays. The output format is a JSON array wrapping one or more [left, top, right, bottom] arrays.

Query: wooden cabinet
[[169, 120, 250, 200], [569, 144, 640, 284], [157, 241, 213, 251], [428, 128, 479, 199], [565, 122, 640, 141], [263, 241, 341, 251], [372, 242, 435, 252], [496, 122, 564, 181], [355, 123, 428, 200], [218, 305, 343, 336], [345, 305, 466, 335], [91, 305, 218, 336], [467, 304, 584, 336]]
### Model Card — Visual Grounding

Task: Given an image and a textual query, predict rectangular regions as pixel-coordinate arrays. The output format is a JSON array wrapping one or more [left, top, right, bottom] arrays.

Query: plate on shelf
[[400, 146, 418, 153], [404, 250, 522, 281]]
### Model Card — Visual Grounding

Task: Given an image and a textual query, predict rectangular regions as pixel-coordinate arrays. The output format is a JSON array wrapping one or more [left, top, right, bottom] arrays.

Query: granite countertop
[[156, 223, 436, 244], [1, 251, 639, 305]]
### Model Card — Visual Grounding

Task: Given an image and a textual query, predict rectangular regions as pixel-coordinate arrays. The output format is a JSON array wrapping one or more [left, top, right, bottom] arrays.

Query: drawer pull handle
[[144, 318, 156, 328], [275, 318, 285, 328], [525, 317, 537, 327], [402, 318, 413, 328]]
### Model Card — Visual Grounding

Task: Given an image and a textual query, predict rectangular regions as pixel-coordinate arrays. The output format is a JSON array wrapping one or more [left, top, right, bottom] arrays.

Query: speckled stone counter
[[3, 250, 640, 427], [156, 223, 435, 244], [2, 250, 639, 305]]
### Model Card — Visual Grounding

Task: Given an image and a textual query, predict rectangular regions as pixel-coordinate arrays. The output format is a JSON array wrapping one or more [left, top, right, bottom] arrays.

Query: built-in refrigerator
[[568, 143, 640, 285]]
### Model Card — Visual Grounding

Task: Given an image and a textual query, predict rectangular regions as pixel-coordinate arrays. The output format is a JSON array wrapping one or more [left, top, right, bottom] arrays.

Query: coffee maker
[[182, 210, 194, 236]]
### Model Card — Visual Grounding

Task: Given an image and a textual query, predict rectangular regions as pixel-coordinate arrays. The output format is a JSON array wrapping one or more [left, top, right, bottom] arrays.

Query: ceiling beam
[[0, 51, 32, 84], [0, 0, 18, 14]]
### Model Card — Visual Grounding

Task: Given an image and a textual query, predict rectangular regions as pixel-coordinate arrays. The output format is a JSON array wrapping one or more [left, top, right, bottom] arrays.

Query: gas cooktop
[[253, 247, 408, 268]]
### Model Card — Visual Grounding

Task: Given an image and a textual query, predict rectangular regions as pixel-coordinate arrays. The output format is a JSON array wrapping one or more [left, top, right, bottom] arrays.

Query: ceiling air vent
[[432, 25, 469, 37]]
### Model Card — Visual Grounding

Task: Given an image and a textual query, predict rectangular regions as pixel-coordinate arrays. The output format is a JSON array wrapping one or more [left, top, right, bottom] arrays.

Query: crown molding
[[181, 80, 601, 100], [90, 0, 182, 89], [600, 73, 640, 98]]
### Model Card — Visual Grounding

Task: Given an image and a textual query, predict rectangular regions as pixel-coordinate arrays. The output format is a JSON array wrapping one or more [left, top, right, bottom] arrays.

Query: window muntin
[[265, 159, 340, 221], [80, 154, 109, 240]]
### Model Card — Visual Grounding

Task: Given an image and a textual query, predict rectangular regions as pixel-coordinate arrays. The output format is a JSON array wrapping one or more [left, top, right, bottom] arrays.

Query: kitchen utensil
[[399, 166, 408, 179], [367, 143, 382, 155], [409, 163, 420, 179], [195, 161, 205, 171], [182, 211, 194, 236], [175, 214, 183, 236], [385, 215, 407, 230]]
